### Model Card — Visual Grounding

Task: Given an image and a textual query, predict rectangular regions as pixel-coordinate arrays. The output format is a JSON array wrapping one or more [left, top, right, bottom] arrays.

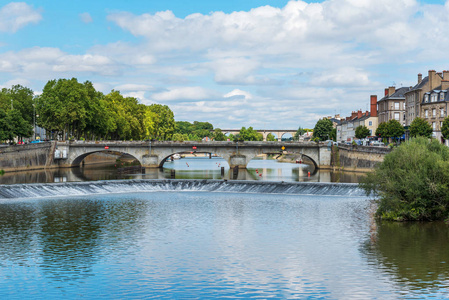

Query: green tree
[[147, 104, 175, 140], [294, 126, 305, 141], [312, 119, 333, 141], [409, 117, 433, 138], [0, 109, 13, 142], [386, 119, 405, 141], [330, 128, 337, 141], [7, 109, 33, 139], [213, 128, 226, 141], [360, 137, 449, 221], [0, 85, 35, 125], [266, 133, 277, 141], [238, 127, 263, 141], [375, 122, 388, 139], [355, 125, 370, 139], [441, 117, 449, 140]]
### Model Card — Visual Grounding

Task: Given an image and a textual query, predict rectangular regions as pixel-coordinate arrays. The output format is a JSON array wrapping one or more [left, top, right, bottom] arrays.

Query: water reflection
[[364, 221, 449, 293], [0, 157, 367, 185]]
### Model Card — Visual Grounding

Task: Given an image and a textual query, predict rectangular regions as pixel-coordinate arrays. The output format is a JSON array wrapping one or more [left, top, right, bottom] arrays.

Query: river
[[0, 158, 448, 299], [0, 157, 366, 185]]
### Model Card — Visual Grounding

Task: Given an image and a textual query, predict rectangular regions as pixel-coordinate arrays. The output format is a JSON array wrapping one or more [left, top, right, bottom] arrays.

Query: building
[[377, 86, 410, 126], [336, 95, 378, 142], [420, 72, 449, 142], [405, 70, 444, 126]]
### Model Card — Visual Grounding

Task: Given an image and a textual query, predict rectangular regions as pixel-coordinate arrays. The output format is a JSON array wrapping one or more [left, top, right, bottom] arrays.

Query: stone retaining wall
[[0, 142, 58, 172], [334, 144, 391, 172]]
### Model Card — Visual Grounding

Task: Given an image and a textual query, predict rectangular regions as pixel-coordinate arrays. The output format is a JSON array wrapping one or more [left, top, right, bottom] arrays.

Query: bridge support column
[[229, 155, 247, 169], [141, 155, 159, 168]]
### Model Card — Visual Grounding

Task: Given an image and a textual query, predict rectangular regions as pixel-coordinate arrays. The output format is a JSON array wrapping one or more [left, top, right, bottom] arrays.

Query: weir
[[0, 179, 368, 199]]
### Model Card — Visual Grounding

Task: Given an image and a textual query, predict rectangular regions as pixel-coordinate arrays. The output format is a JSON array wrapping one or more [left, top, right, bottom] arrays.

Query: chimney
[[370, 95, 377, 117], [441, 81, 449, 90], [385, 88, 389, 96], [429, 70, 437, 90], [418, 73, 422, 84], [357, 110, 362, 119], [388, 86, 395, 96], [443, 70, 449, 81], [351, 111, 357, 119]]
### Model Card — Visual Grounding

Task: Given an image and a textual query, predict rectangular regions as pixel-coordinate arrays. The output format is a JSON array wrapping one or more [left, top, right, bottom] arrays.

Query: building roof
[[378, 86, 410, 102], [407, 76, 429, 92], [338, 113, 372, 125], [421, 87, 449, 104]]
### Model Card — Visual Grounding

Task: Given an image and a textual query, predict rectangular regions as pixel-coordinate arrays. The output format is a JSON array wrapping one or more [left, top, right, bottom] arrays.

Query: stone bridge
[[54, 141, 331, 169]]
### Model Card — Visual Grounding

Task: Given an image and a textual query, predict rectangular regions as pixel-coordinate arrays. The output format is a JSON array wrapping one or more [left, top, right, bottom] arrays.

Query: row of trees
[[0, 79, 176, 142], [0, 85, 35, 142], [37, 79, 175, 141]]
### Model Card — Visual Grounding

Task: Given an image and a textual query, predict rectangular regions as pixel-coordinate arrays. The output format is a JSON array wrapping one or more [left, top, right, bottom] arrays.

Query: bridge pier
[[229, 155, 247, 169], [141, 154, 159, 168]]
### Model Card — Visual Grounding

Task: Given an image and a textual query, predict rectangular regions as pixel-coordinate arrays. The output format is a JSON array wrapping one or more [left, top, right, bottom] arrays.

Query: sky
[[1, 0, 449, 129]]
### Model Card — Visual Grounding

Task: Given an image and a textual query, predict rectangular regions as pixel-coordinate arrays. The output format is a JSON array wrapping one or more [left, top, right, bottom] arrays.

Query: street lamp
[[33, 103, 36, 140]]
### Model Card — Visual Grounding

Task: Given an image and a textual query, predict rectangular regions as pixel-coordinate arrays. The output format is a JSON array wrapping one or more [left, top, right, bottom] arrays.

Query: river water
[[0, 157, 365, 185], [1, 158, 448, 299]]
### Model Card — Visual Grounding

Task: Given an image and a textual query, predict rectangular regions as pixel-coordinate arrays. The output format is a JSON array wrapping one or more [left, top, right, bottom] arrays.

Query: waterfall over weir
[[0, 179, 369, 199]]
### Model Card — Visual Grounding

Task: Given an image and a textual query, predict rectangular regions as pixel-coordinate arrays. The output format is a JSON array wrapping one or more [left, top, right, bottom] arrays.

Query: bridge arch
[[71, 150, 142, 167], [243, 151, 318, 170]]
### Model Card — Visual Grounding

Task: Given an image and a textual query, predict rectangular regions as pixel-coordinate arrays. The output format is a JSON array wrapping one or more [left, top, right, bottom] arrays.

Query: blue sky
[[1, 0, 449, 129]]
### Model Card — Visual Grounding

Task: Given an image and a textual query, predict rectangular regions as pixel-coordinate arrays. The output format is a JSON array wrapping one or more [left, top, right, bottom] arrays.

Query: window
[[369, 121, 372, 126], [394, 112, 400, 120], [432, 108, 436, 117], [425, 95, 429, 102], [425, 110, 428, 118], [395, 102, 400, 109], [441, 108, 445, 117], [432, 122, 436, 130], [432, 94, 437, 102], [440, 122, 443, 128], [441, 93, 445, 101]]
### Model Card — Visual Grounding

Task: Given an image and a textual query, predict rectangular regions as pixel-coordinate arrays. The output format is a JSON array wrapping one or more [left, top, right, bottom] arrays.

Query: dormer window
[[442, 93, 446, 101], [425, 94, 429, 102]]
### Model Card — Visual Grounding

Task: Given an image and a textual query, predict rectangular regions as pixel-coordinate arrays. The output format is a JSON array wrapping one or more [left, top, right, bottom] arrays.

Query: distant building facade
[[405, 70, 444, 126], [336, 95, 378, 142], [377, 86, 409, 126]]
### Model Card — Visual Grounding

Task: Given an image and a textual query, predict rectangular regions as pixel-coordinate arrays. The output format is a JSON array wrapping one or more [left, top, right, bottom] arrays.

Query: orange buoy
[[308, 171, 310, 177]]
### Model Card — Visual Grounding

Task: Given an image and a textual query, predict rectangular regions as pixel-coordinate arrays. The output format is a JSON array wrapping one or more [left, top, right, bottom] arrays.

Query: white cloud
[[0, 2, 42, 33], [79, 12, 93, 24], [224, 89, 253, 100], [151, 86, 216, 102], [3, 0, 449, 128]]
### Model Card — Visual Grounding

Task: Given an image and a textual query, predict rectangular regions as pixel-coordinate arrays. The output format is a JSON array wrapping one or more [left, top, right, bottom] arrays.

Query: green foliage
[[355, 125, 370, 139], [294, 126, 305, 141], [213, 128, 226, 141], [147, 104, 175, 141], [312, 119, 333, 141], [375, 122, 388, 138], [360, 137, 449, 221], [238, 127, 263, 141], [386, 119, 405, 139], [174, 121, 213, 141], [266, 133, 277, 141], [410, 117, 432, 138], [0, 169, 4, 175], [441, 117, 449, 140], [0, 109, 13, 141]]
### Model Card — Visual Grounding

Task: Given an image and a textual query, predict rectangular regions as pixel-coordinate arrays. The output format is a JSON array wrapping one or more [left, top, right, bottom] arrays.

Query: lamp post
[[33, 103, 36, 140]]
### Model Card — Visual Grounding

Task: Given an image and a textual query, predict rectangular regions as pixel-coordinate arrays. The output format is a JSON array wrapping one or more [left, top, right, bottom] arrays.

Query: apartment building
[[377, 86, 409, 126]]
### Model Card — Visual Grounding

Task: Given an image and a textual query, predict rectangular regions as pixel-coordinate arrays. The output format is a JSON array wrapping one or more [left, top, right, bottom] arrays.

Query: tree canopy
[[237, 127, 263, 141], [312, 119, 333, 141], [409, 117, 433, 138], [355, 125, 370, 139], [360, 137, 449, 221]]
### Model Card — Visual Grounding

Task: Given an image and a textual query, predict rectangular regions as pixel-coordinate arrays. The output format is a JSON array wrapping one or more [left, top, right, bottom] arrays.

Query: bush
[[360, 137, 449, 221]]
